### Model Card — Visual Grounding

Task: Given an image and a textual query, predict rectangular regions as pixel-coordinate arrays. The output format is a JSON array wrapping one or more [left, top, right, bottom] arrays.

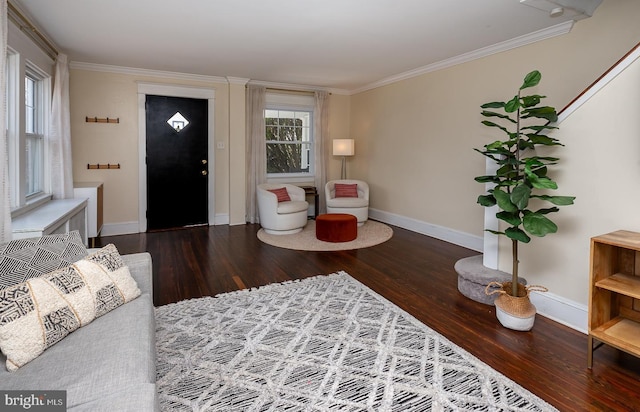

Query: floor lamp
[[333, 139, 355, 180]]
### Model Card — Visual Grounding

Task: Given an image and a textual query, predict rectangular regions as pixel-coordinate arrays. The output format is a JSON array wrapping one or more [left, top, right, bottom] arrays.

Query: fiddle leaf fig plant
[[474, 70, 575, 296]]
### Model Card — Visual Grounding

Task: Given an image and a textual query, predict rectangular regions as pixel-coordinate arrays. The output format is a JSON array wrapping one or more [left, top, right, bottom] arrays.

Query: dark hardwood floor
[[97, 223, 640, 411]]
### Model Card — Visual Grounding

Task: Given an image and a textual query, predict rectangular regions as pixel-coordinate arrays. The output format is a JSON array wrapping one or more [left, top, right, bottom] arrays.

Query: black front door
[[145, 95, 208, 231]]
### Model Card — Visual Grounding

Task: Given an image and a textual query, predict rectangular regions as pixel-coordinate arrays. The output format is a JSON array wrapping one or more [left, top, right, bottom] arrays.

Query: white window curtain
[[49, 53, 73, 199], [313, 91, 329, 214], [245, 85, 266, 224], [0, 0, 12, 242]]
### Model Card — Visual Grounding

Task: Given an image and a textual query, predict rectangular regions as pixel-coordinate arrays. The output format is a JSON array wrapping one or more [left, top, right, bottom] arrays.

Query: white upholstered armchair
[[325, 180, 369, 226], [257, 184, 309, 235]]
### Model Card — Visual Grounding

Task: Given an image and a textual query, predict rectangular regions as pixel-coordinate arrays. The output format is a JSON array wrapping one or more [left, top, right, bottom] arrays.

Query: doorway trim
[[137, 83, 216, 233]]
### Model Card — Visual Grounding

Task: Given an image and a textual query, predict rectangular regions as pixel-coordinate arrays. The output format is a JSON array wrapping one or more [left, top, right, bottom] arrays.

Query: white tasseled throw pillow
[[0, 244, 140, 371]]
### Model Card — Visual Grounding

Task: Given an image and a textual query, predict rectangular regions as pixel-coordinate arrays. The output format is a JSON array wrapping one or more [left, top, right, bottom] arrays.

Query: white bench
[[11, 198, 88, 245]]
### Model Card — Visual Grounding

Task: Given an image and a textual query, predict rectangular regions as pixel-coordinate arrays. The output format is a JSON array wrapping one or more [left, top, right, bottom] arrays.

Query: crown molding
[[69, 61, 228, 84], [68, 61, 351, 95], [352, 21, 574, 95], [248, 80, 350, 96], [226, 76, 250, 85]]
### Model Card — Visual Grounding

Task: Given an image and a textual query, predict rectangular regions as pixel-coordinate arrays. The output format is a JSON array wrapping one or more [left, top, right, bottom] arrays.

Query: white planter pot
[[486, 281, 546, 332], [495, 304, 536, 331]]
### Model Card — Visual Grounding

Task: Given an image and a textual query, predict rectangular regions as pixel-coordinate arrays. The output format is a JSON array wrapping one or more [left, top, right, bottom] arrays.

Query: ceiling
[[12, 0, 602, 93]]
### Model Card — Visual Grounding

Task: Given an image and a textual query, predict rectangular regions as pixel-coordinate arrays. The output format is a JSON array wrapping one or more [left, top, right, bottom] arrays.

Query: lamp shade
[[333, 139, 355, 156]]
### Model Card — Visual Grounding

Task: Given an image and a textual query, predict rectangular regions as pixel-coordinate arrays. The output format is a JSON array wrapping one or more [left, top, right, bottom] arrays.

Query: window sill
[[11, 198, 88, 242], [11, 193, 53, 220], [267, 176, 315, 185]]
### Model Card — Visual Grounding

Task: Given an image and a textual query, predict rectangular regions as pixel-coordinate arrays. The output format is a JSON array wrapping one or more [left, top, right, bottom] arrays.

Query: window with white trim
[[265, 93, 314, 178], [5, 48, 52, 212], [24, 70, 45, 197]]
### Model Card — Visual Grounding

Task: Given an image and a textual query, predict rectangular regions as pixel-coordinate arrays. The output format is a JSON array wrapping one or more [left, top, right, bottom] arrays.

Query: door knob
[[201, 170, 208, 176], [201, 159, 207, 165]]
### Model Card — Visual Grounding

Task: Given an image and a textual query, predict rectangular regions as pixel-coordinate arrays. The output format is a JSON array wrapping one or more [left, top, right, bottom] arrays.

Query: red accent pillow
[[334, 183, 358, 198], [267, 187, 291, 202]]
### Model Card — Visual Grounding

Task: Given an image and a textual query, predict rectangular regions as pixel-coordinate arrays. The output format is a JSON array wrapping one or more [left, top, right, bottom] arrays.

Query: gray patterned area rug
[[155, 272, 558, 411]]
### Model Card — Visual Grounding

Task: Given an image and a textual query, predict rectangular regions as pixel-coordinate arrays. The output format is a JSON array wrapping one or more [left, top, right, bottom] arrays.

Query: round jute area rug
[[257, 220, 393, 251]]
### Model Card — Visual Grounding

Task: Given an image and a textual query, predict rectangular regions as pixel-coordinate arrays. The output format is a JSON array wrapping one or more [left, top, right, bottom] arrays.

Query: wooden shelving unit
[[589, 230, 640, 368]]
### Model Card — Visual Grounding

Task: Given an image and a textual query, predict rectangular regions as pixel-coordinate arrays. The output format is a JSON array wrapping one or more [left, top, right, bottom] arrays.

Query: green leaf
[[511, 184, 531, 209], [477, 194, 496, 207], [526, 156, 559, 163], [505, 227, 531, 243], [485, 140, 506, 149], [522, 106, 558, 122], [521, 70, 541, 89], [531, 176, 558, 190], [496, 164, 518, 179], [535, 207, 560, 215], [482, 122, 513, 137], [527, 135, 561, 146], [518, 138, 534, 150], [504, 96, 520, 113], [525, 160, 558, 189], [493, 188, 517, 212], [523, 125, 559, 132], [495, 180, 520, 189], [487, 151, 513, 160], [497, 211, 521, 226], [521, 95, 543, 107], [533, 195, 576, 206], [485, 229, 505, 236], [523, 212, 558, 237], [531, 164, 548, 178], [521, 97, 540, 108], [482, 148, 511, 157], [475, 150, 508, 163], [481, 110, 517, 123], [481, 120, 511, 135], [481, 101, 505, 109], [474, 175, 498, 183]]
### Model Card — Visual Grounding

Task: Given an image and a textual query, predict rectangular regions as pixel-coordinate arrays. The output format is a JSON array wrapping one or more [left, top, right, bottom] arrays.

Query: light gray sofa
[[0, 252, 159, 412]]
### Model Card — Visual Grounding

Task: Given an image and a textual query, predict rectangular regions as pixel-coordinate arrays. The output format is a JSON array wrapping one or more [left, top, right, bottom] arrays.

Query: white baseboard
[[368, 208, 484, 252], [530, 291, 587, 334], [214, 213, 229, 225], [101, 221, 140, 237], [101, 214, 230, 236]]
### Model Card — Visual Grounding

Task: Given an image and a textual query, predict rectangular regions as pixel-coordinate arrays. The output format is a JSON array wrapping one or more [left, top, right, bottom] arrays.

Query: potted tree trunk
[[475, 70, 575, 331]]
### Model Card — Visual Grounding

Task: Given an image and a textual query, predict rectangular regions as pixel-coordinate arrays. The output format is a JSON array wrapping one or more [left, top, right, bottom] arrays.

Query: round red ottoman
[[316, 213, 357, 242]]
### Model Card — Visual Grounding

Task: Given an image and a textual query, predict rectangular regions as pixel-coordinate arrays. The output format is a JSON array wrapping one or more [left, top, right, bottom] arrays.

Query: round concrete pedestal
[[454, 255, 527, 305]]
